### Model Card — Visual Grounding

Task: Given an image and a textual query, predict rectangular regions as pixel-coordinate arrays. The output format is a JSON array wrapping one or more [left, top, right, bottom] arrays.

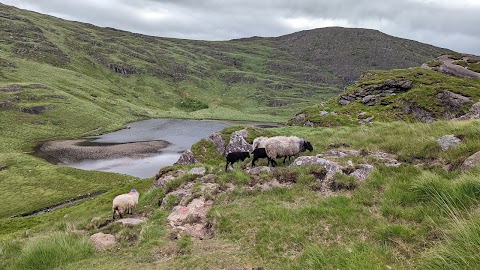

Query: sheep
[[225, 151, 250, 172], [112, 189, 140, 220], [252, 136, 269, 149], [263, 136, 313, 167], [251, 148, 271, 167]]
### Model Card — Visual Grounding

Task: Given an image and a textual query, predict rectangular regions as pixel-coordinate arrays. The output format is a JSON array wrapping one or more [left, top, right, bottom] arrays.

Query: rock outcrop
[[339, 79, 413, 106], [225, 129, 252, 154], [175, 149, 198, 165], [90, 233, 116, 250]]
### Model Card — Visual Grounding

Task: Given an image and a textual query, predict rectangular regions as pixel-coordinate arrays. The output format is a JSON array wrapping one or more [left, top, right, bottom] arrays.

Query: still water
[[67, 118, 229, 178]]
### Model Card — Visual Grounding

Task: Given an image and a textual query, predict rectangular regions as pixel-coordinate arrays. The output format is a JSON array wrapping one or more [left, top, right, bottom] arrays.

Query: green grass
[[293, 68, 480, 126], [6, 232, 94, 270]]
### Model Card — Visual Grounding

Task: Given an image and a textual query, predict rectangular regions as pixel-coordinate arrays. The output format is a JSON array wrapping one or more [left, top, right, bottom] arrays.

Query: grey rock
[[319, 111, 329, 117], [324, 150, 361, 158], [339, 99, 351, 106], [362, 95, 376, 105], [225, 129, 253, 154], [436, 90, 473, 110], [188, 167, 206, 176], [208, 132, 225, 154], [461, 150, 480, 172], [116, 217, 146, 226], [290, 156, 343, 179], [402, 102, 435, 123], [351, 164, 374, 181], [437, 135, 462, 150], [364, 116, 375, 123], [455, 102, 480, 120], [154, 175, 176, 187], [175, 149, 198, 165], [248, 166, 272, 175]]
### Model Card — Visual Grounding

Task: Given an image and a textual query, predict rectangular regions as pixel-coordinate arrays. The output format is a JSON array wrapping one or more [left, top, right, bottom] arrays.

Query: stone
[[461, 150, 480, 172], [175, 149, 198, 165], [402, 102, 435, 123], [436, 90, 472, 110], [154, 170, 185, 186], [351, 164, 374, 181], [319, 111, 329, 117], [339, 99, 351, 106], [248, 166, 272, 175], [364, 116, 375, 123], [167, 198, 213, 239], [455, 102, 480, 120], [208, 132, 225, 154], [437, 135, 462, 150], [225, 129, 253, 154], [90, 233, 116, 250], [290, 156, 343, 179], [362, 95, 376, 105], [116, 217, 146, 226], [324, 150, 361, 158], [188, 167, 206, 176]]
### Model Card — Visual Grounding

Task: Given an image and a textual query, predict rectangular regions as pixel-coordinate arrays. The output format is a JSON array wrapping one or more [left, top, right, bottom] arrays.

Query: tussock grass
[[11, 232, 94, 270]]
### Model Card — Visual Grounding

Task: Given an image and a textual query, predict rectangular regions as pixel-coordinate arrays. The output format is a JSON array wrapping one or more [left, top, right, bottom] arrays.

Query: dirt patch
[[37, 139, 169, 164]]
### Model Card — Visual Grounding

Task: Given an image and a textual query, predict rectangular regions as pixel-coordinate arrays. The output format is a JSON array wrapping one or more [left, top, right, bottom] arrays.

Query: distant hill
[[0, 3, 451, 122]]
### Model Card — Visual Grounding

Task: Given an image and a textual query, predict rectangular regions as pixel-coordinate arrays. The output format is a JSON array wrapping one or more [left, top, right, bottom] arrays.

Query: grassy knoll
[[2, 120, 480, 269]]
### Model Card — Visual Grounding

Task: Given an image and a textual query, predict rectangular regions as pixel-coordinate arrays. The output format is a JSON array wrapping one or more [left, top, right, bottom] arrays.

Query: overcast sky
[[2, 0, 480, 55]]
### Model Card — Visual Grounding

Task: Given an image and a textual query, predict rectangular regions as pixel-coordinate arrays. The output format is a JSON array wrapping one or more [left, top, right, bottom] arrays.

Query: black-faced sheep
[[263, 136, 313, 167], [251, 148, 272, 167], [112, 189, 139, 220], [225, 151, 250, 172]]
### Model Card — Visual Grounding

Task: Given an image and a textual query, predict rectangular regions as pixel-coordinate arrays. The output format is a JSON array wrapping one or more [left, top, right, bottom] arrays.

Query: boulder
[[175, 149, 198, 165], [198, 174, 216, 182], [167, 198, 213, 239], [461, 151, 480, 172], [437, 135, 461, 150], [208, 132, 225, 154], [402, 102, 435, 123], [154, 170, 185, 186], [90, 233, 116, 250], [436, 90, 473, 110], [319, 111, 329, 117], [290, 156, 343, 180], [225, 129, 253, 154]]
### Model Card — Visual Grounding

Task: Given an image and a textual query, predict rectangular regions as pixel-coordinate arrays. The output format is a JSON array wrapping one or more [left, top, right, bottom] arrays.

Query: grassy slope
[[2, 120, 480, 269], [292, 67, 480, 126], [1, 3, 478, 270]]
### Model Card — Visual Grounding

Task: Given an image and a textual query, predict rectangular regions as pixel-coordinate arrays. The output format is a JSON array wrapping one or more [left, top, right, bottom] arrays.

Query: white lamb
[[112, 189, 139, 220]]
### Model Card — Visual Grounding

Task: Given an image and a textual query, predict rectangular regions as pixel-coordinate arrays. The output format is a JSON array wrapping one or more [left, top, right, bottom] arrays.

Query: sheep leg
[[112, 210, 116, 220], [283, 156, 287, 163], [252, 157, 257, 167], [225, 162, 229, 172]]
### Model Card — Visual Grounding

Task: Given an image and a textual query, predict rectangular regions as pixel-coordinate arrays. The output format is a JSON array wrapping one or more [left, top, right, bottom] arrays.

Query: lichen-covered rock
[[290, 156, 343, 179], [437, 135, 461, 150], [436, 90, 472, 111], [167, 198, 213, 239], [175, 149, 198, 165], [351, 164, 374, 181], [208, 132, 225, 154], [90, 233, 116, 250], [154, 170, 185, 186], [225, 129, 253, 154], [461, 150, 480, 172]]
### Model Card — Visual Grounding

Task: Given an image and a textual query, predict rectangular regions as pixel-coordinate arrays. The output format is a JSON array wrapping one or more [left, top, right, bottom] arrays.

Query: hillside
[[2, 3, 480, 270], [289, 54, 480, 127], [0, 3, 450, 124]]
